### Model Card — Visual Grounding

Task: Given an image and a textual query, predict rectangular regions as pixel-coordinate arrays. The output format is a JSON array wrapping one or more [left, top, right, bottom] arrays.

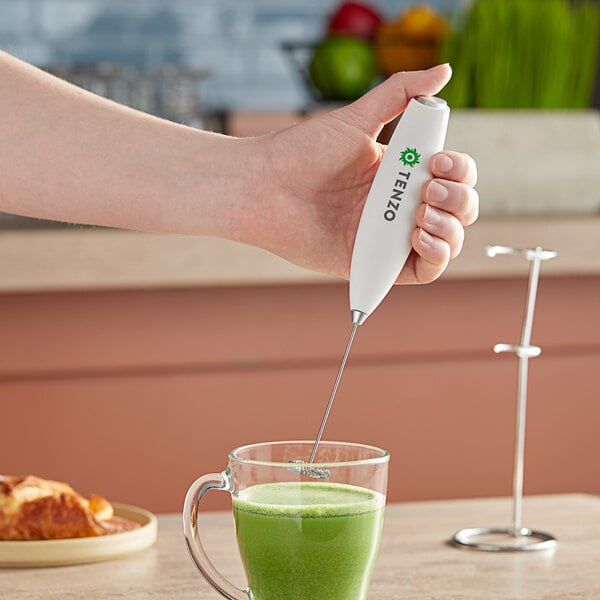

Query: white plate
[[0, 503, 157, 568]]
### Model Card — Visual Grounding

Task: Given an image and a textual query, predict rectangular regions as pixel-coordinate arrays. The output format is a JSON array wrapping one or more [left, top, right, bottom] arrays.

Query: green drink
[[233, 482, 385, 600], [184, 441, 389, 600]]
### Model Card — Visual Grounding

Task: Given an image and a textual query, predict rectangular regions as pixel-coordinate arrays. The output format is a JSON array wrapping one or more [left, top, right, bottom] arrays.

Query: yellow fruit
[[394, 5, 448, 40], [374, 4, 448, 75]]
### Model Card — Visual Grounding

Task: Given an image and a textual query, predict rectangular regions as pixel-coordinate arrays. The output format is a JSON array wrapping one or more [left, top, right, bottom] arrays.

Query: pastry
[[0, 475, 139, 540]]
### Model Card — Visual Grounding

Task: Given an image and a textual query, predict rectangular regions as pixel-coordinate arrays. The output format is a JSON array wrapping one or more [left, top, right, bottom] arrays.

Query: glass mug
[[183, 440, 389, 600]]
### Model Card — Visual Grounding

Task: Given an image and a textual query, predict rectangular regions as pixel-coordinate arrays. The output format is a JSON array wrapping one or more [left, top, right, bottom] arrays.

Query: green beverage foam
[[233, 482, 385, 600]]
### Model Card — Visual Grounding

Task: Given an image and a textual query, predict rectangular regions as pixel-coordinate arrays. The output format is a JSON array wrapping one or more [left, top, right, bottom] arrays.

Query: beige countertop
[[3, 494, 599, 599], [0, 215, 599, 293]]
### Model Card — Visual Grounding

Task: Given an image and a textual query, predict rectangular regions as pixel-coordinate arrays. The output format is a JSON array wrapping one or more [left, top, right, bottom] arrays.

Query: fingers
[[416, 204, 464, 259], [424, 150, 479, 226], [339, 64, 452, 137], [416, 204, 465, 258], [409, 227, 451, 283], [423, 178, 479, 226], [405, 150, 479, 282], [431, 150, 478, 187], [408, 191, 470, 285]]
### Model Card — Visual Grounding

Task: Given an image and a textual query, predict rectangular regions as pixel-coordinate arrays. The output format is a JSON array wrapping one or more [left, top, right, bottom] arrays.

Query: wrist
[[214, 133, 273, 249], [172, 130, 263, 242]]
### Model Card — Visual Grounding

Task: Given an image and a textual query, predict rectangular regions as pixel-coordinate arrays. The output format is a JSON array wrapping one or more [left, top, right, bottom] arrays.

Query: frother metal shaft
[[308, 97, 450, 464], [309, 323, 359, 463]]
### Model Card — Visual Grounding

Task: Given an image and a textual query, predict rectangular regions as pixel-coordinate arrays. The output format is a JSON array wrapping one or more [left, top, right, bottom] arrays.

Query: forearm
[[0, 51, 263, 240], [0, 55, 478, 283]]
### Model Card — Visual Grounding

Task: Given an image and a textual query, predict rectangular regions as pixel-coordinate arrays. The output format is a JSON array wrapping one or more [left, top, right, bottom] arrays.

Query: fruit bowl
[[374, 34, 444, 75]]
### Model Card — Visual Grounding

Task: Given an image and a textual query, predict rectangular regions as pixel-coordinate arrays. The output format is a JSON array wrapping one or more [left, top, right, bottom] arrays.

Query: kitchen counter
[[0, 215, 599, 293], [4, 494, 599, 599]]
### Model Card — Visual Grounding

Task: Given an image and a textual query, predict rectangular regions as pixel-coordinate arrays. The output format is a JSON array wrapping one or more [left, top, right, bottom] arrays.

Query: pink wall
[[1, 275, 598, 513]]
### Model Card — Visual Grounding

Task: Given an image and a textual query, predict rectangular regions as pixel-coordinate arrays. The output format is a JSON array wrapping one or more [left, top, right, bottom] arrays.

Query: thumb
[[342, 64, 452, 137]]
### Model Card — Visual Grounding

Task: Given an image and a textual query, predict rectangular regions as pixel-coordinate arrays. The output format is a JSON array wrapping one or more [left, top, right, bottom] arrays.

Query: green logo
[[399, 147, 420, 168]]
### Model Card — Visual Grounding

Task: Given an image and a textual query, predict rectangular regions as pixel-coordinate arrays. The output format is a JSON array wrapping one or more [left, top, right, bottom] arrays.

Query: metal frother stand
[[452, 245, 558, 552]]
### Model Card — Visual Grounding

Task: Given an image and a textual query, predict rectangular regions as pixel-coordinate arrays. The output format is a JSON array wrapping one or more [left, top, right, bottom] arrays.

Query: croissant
[[0, 475, 138, 540]]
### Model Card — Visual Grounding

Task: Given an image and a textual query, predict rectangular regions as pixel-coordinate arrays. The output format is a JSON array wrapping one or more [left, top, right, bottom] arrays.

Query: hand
[[250, 64, 478, 283]]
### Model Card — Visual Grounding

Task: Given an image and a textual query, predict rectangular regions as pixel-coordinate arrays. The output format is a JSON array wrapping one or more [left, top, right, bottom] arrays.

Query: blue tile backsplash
[[0, 0, 461, 111]]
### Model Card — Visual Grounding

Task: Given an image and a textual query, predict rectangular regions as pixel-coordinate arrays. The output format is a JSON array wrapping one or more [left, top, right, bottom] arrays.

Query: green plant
[[441, 0, 600, 108]]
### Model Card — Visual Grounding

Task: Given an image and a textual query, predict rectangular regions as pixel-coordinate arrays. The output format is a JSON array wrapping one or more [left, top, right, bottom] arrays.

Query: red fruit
[[327, 1, 383, 41]]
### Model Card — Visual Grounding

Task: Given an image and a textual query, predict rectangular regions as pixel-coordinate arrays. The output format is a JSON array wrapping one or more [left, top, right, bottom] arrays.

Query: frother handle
[[183, 473, 250, 600], [349, 97, 450, 322]]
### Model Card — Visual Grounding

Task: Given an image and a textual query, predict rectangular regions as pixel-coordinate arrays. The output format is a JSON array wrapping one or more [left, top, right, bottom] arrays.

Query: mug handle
[[183, 472, 249, 600]]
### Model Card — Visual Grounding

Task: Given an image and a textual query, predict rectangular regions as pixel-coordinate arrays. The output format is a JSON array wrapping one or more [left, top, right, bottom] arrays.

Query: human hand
[[246, 64, 478, 283]]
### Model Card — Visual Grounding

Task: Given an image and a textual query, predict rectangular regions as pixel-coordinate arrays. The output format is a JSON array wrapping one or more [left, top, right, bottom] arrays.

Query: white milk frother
[[309, 96, 450, 463]]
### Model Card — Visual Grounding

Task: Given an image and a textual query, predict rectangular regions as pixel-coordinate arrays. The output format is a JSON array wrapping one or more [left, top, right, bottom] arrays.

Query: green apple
[[309, 36, 379, 101]]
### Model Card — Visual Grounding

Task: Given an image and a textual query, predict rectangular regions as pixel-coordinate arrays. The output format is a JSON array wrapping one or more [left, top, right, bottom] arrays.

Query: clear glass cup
[[183, 440, 389, 600]]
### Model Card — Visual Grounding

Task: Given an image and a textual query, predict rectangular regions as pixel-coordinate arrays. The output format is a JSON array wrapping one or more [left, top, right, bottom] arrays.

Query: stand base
[[452, 527, 557, 552]]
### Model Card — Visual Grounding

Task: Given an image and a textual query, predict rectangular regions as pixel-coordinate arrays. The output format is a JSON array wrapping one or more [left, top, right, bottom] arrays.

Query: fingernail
[[427, 180, 448, 203], [423, 204, 441, 225], [433, 154, 453, 173], [419, 228, 435, 247], [431, 63, 451, 73]]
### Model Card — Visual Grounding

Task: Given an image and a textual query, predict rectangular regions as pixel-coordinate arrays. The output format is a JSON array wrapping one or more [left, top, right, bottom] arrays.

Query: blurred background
[[0, 0, 466, 113], [1, 0, 599, 228], [0, 0, 599, 513]]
